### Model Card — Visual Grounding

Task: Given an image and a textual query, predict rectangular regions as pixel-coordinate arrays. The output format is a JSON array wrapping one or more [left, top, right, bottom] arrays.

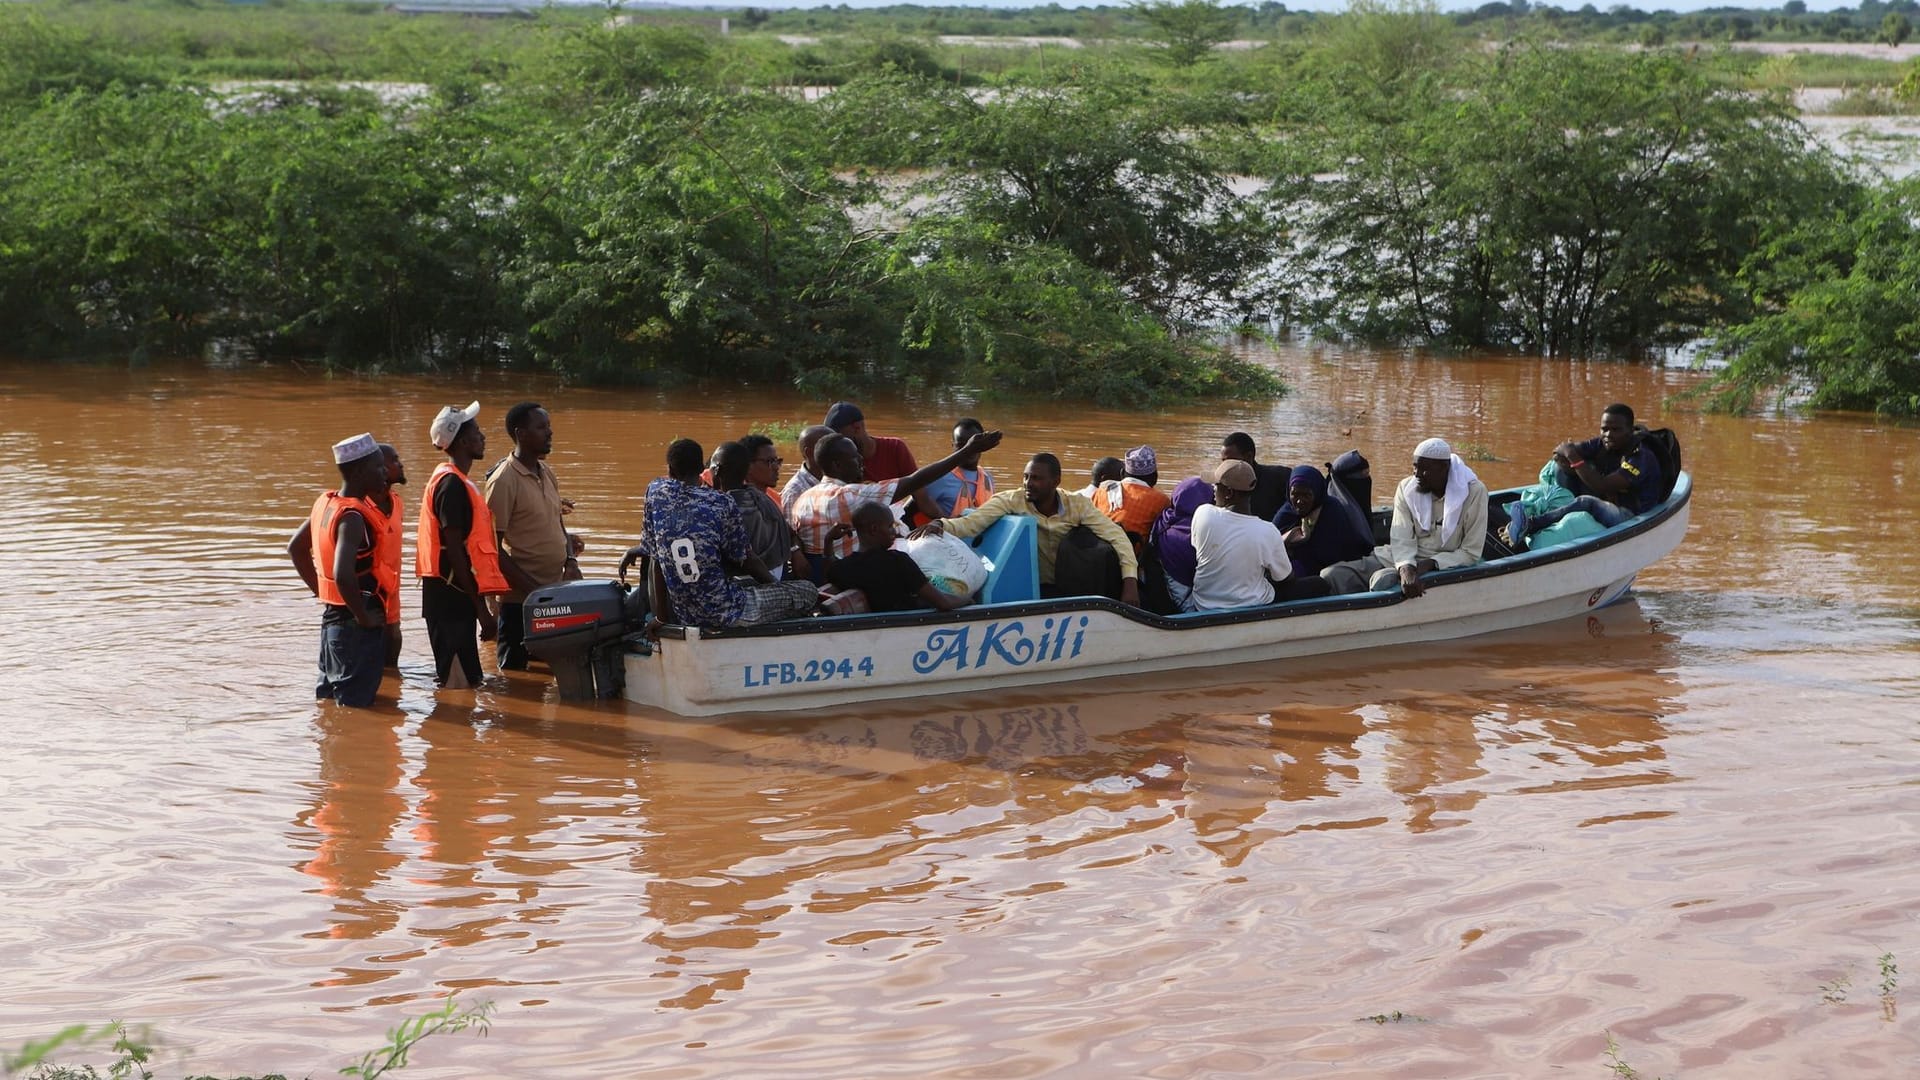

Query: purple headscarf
[[1151, 476, 1215, 587]]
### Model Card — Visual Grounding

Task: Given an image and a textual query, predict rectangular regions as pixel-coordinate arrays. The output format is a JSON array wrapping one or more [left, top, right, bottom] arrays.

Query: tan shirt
[[484, 454, 569, 601], [938, 488, 1139, 582]]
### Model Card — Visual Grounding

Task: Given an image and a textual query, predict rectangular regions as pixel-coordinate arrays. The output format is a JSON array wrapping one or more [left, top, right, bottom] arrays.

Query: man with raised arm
[[1321, 438, 1487, 599], [790, 427, 1006, 563], [920, 452, 1141, 608]]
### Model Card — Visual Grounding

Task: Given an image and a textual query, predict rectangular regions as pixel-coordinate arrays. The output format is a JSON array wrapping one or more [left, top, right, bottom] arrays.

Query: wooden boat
[[622, 472, 1692, 716]]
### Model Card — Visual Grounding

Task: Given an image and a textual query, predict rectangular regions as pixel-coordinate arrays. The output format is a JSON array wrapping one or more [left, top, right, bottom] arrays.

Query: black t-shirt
[[433, 471, 474, 544], [1572, 437, 1664, 513], [1249, 462, 1291, 523], [828, 548, 930, 613]]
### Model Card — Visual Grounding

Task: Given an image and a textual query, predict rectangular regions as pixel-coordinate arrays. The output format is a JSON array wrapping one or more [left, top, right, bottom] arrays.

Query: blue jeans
[[1529, 494, 1637, 533], [317, 614, 386, 708]]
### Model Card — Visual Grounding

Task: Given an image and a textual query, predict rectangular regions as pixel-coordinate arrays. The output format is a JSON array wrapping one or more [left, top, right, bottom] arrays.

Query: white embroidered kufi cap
[[332, 432, 379, 465]]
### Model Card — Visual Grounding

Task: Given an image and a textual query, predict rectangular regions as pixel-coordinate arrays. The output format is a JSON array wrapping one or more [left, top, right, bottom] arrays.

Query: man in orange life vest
[[371, 443, 407, 664], [289, 441, 408, 669], [417, 401, 513, 690], [921, 417, 996, 519], [1092, 445, 1173, 548], [295, 433, 391, 708]]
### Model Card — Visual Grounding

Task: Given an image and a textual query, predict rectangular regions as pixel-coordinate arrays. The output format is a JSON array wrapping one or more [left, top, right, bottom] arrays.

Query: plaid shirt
[[788, 477, 900, 558]]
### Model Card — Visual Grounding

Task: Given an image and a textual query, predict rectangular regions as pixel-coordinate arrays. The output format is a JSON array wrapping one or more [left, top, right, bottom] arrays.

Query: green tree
[[929, 74, 1280, 325], [1705, 180, 1920, 416], [1132, 0, 1242, 67], [1879, 11, 1912, 45], [1271, 38, 1851, 355]]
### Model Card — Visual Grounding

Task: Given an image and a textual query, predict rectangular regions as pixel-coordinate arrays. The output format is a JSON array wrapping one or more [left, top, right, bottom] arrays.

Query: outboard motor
[[521, 579, 649, 701]]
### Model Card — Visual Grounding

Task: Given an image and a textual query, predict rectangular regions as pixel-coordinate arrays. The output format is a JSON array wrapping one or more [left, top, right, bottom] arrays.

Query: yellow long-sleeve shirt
[[939, 488, 1139, 582]]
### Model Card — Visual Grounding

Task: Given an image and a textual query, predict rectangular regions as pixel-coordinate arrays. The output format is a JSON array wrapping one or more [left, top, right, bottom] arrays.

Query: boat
[[619, 472, 1692, 716]]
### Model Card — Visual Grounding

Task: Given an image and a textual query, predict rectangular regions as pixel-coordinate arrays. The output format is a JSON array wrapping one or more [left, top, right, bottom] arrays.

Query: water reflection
[[280, 601, 1684, 1013]]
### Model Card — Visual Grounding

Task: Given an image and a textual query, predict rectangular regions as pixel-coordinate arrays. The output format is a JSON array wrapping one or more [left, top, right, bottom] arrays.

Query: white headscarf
[[1408, 453, 1479, 545]]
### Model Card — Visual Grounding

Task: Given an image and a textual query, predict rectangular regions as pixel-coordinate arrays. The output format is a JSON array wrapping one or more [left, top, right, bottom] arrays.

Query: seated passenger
[[1505, 403, 1664, 549], [1189, 460, 1323, 611], [919, 452, 1141, 607], [712, 440, 808, 581], [1272, 465, 1376, 580], [1220, 431, 1293, 522], [825, 501, 969, 613], [1092, 445, 1173, 545], [791, 427, 1004, 562], [1149, 476, 1214, 611], [1322, 438, 1488, 598], [918, 416, 996, 521], [1076, 456, 1125, 499], [740, 433, 786, 508], [781, 424, 835, 508], [643, 438, 820, 629]]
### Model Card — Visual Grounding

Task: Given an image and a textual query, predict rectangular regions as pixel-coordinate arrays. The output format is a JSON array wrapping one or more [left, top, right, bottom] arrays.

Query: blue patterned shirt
[[643, 477, 750, 627]]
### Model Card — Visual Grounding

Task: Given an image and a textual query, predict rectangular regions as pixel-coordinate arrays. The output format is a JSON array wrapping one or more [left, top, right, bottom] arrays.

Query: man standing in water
[[289, 441, 409, 667], [370, 442, 406, 665], [300, 434, 391, 708], [417, 402, 512, 690], [484, 401, 583, 671]]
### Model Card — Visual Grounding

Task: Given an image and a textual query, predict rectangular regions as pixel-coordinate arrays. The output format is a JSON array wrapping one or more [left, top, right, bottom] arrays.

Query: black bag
[[1134, 535, 1180, 615], [1636, 425, 1683, 500], [1053, 525, 1123, 600]]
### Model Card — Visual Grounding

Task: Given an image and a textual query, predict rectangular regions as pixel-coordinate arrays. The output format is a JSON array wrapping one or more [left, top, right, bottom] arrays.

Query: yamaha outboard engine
[[521, 580, 649, 700]]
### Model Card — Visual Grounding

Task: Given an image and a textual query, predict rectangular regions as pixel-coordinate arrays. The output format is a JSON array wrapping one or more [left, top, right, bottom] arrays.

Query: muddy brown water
[[2, 344, 1917, 1078]]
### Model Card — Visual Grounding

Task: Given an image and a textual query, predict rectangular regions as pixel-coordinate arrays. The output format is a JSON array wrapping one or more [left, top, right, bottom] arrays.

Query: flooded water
[[2, 345, 1917, 1079]]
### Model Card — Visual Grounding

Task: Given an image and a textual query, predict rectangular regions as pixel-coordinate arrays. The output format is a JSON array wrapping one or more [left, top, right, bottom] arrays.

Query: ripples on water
[[1, 355, 1917, 1078]]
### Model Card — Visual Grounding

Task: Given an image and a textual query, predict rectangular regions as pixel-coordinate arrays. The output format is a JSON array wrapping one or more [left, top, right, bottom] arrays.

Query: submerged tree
[[1270, 30, 1854, 356], [1703, 179, 1920, 416], [1132, 0, 1243, 67]]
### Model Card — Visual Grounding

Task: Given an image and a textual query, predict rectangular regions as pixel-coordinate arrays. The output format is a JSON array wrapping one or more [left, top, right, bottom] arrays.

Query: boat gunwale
[[653, 471, 1692, 641]]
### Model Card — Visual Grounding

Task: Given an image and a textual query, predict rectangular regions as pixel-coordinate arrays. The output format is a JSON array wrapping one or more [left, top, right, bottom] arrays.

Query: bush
[[1704, 179, 1920, 416]]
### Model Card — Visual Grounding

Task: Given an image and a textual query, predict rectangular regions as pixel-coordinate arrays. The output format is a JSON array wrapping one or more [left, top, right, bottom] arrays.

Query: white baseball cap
[[430, 401, 481, 450]]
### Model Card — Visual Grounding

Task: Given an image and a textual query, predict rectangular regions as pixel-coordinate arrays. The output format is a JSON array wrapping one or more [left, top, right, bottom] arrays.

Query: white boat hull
[[625, 474, 1691, 716]]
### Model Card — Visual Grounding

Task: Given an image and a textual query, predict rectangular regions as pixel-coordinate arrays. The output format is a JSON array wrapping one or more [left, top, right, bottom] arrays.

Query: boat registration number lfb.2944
[[743, 656, 876, 688]]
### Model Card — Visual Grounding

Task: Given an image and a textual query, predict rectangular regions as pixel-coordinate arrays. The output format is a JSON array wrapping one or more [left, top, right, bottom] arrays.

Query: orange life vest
[[949, 467, 992, 515], [365, 492, 403, 625], [415, 463, 510, 595], [1093, 480, 1172, 539], [904, 467, 992, 528], [310, 492, 390, 611]]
